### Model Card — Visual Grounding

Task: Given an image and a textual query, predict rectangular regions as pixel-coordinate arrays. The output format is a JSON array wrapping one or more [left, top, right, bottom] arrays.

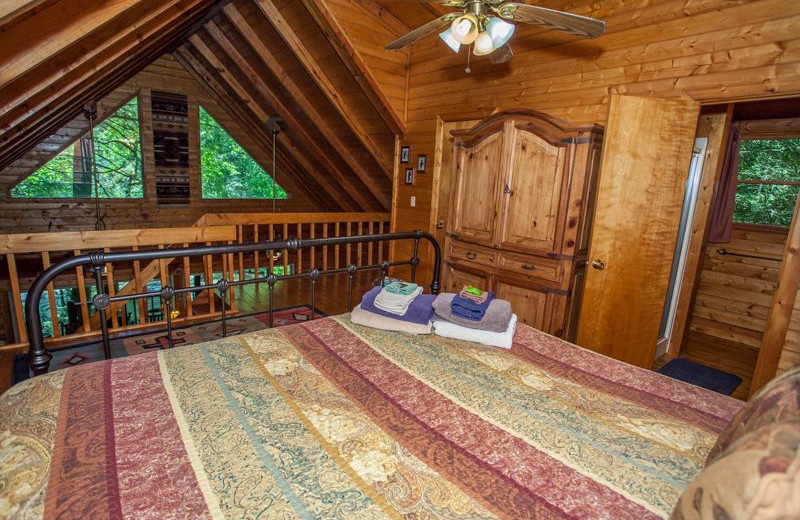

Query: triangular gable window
[[12, 97, 143, 198], [199, 106, 286, 199]]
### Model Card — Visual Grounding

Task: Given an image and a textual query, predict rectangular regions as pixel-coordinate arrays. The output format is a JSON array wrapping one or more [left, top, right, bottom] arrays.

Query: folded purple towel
[[361, 286, 435, 325], [451, 291, 495, 320]]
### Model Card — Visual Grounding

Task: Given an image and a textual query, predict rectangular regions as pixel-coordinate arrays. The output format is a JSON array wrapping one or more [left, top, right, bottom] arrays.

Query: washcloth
[[350, 304, 432, 335], [459, 285, 489, 304], [433, 314, 517, 349], [374, 285, 423, 315], [361, 286, 435, 325], [451, 291, 495, 320], [383, 281, 419, 295], [433, 293, 512, 332]]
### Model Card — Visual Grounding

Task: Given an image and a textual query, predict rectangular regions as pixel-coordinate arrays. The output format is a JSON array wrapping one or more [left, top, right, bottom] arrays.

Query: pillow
[[671, 420, 800, 520], [707, 365, 800, 464]]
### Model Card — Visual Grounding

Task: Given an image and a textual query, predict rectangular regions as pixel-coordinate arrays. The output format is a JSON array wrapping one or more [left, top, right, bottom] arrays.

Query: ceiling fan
[[385, 0, 605, 61]]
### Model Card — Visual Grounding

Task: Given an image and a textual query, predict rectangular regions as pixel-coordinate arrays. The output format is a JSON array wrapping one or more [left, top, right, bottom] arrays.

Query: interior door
[[576, 94, 700, 369]]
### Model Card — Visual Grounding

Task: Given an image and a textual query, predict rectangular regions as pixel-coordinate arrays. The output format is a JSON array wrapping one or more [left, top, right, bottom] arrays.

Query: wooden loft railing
[[0, 212, 391, 360], [194, 212, 391, 282]]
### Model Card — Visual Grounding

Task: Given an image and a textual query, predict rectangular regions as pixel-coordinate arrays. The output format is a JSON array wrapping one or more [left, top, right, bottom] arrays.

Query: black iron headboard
[[24, 231, 441, 375]]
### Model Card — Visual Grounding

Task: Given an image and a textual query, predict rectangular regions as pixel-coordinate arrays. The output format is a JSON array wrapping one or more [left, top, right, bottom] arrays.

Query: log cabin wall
[[688, 224, 786, 350], [377, 0, 800, 285], [0, 55, 321, 234]]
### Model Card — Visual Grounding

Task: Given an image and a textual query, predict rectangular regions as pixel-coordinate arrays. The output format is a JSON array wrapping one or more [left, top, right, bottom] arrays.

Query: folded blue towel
[[383, 281, 419, 295], [451, 291, 494, 321], [361, 286, 435, 325]]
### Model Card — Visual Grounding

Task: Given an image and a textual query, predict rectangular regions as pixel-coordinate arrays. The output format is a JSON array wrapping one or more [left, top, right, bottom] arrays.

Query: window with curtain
[[198, 106, 286, 200], [12, 97, 144, 199], [733, 138, 800, 227]]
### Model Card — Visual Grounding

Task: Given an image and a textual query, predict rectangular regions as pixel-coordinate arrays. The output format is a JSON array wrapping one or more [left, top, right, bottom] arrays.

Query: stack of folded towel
[[350, 281, 435, 334], [432, 285, 516, 348]]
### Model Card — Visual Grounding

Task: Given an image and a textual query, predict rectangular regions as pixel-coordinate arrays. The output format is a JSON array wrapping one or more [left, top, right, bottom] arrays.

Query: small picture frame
[[404, 168, 414, 185], [400, 146, 410, 164], [417, 154, 427, 173]]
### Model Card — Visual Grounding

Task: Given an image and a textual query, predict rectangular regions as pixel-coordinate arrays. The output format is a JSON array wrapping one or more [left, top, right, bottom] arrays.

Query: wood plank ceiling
[[0, 0, 408, 212]]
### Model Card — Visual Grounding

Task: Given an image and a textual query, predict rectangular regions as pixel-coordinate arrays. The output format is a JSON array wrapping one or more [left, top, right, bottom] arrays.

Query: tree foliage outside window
[[12, 98, 143, 198], [734, 138, 800, 227], [199, 106, 286, 199]]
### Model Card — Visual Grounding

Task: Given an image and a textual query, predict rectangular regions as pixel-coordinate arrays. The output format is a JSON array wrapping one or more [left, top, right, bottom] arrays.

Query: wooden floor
[[653, 330, 759, 401]]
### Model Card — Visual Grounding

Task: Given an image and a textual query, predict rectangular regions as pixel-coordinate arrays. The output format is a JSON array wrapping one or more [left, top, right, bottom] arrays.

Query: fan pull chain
[[465, 45, 472, 74]]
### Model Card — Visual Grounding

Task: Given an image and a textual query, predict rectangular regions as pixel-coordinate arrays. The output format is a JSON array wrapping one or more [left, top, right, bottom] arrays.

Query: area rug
[[656, 358, 742, 395], [14, 305, 324, 383]]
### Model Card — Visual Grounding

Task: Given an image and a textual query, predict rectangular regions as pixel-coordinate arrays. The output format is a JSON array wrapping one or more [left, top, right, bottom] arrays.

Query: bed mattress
[[0, 314, 742, 519]]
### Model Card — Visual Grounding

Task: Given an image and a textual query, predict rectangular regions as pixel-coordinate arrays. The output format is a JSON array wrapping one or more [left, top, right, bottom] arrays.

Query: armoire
[[442, 109, 604, 340]]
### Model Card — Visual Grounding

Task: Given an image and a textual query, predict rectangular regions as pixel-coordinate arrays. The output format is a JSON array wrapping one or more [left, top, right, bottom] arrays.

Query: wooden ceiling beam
[[174, 47, 340, 212], [298, 0, 406, 135], [253, 0, 395, 173], [192, 28, 384, 210], [0, 0, 60, 32], [0, 0, 222, 170], [351, 0, 410, 36], [180, 39, 361, 211], [221, 5, 392, 197]]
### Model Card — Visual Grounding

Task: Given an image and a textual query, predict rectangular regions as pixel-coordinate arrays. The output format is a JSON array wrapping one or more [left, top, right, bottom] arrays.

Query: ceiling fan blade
[[495, 3, 605, 38], [385, 0, 464, 5], [489, 43, 514, 64], [385, 13, 457, 50]]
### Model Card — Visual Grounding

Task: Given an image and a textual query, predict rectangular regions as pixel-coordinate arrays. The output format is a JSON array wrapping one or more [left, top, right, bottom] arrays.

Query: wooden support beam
[[298, 0, 406, 135], [254, 0, 396, 172], [750, 192, 800, 396], [216, 11, 391, 206], [190, 29, 383, 210], [174, 46, 344, 212]]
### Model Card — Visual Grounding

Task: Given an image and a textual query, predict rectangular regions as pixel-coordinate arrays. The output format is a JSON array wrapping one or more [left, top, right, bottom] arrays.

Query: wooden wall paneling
[[189, 28, 384, 211], [300, 0, 406, 134], [254, 0, 396, 173], [667, 111, 730, 357], [220, 5, 393, 195]]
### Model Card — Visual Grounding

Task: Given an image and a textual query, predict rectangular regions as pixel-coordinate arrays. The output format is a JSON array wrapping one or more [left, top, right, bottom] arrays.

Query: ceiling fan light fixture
[[450, 13, 479, 45], [486, 16, 515, 48], [439, 28, 462, 53], [473, 30, 495, 56]]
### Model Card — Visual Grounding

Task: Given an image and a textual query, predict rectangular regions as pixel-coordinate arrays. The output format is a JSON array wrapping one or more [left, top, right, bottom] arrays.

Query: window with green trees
[[734, 138, 800, 227], [199, 106, 287, 199], [12, 97, 143, 198]]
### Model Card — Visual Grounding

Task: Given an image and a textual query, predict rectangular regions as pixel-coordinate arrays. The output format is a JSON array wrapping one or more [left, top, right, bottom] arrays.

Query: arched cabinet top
[[451, 109, 604, 148]]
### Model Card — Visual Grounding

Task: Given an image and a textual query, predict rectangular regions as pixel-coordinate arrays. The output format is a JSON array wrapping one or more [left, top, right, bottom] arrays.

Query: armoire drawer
[[448, 242, 497, 267], [497, 251, 562, 282]]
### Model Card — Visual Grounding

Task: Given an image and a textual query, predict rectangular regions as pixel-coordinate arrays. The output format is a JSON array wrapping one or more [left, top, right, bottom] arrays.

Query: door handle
[[466, 252, 477, 260], [591, 259, 605, 270], [521, 264, 535, 271]]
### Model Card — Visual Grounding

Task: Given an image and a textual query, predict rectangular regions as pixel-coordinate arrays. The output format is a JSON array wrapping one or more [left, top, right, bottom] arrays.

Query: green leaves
[[734, 138, 800, 227], [199, 106, 287, 200]]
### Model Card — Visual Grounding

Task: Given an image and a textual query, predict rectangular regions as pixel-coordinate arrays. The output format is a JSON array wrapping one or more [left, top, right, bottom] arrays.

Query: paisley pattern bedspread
[[1, 314, 742, 520]]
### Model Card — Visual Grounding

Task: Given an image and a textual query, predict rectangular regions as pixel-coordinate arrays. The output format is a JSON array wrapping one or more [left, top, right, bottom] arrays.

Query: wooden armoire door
[[576, 94, 699, 369], [496, 125, 566, 253], [449, 131, 503, 245]]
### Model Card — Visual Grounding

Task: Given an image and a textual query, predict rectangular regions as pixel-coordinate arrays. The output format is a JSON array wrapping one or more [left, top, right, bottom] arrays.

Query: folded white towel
[[433, 314, 517, 349], [350, 304, 432, 335], [374, 286, 423, 315]]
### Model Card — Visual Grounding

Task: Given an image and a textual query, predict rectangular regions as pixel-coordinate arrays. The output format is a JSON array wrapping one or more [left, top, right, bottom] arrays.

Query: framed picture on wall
[[400, 146, 410, 164], [417, 154, 427, 172], [404, 168, 414, 185]]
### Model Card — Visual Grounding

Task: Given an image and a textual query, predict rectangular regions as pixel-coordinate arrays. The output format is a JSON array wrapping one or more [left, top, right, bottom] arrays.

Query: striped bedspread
[[1, 314, 742, 519]]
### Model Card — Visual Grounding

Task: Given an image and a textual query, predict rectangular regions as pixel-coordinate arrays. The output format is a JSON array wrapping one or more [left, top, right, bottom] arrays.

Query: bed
[[2, 232, 797, 519]]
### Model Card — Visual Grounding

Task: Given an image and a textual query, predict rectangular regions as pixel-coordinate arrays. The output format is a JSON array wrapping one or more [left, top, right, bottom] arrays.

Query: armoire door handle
[[466, 252, 477, 260], [591, 259, 605, 270]]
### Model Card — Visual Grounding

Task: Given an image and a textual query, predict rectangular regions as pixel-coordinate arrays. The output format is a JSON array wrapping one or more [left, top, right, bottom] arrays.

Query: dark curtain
[[708, 122, 742, 243]]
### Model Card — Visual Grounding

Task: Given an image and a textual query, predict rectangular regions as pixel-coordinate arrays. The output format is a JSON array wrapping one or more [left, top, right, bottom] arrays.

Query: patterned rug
[[15, 306, 323, 382], [656, 358, 742, 395]]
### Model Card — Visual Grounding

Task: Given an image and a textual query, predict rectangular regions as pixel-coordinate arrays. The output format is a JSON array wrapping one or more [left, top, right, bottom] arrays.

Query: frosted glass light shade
[[439, 28, 462, 53], [486, 17, 515, 47], [450, 14, 479, 45], [473, 31, 495, 55]]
